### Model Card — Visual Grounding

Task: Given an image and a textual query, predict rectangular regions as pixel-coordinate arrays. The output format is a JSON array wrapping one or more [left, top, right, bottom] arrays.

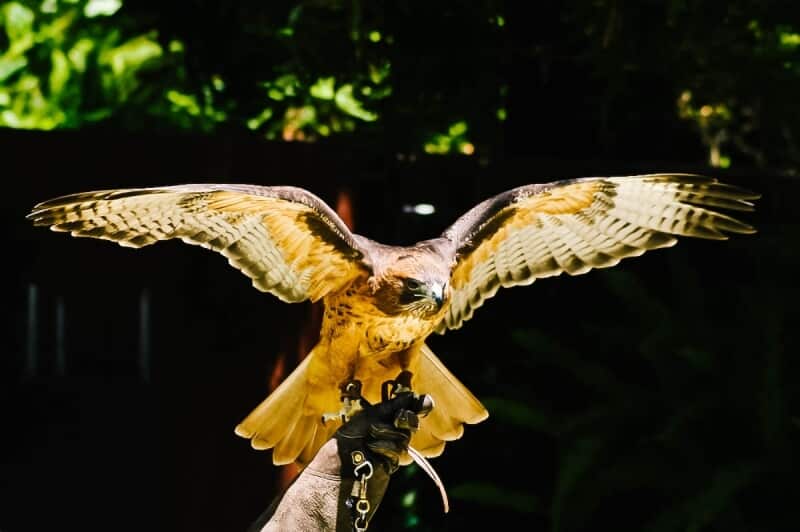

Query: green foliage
[[3, 1, 800, 168], [371, 230, 797, 531], [459, 239, 798, 531], [239, 2, 397, 142], [0, 0, 233, 132], [0, 0, 392, 138], [249, 71, 385, 141], [0, 0, 168, 128], [481, 396, 551, 432], [0, 1, 508, 155], [673, 18, 800, 169], [423, 120, 475, 156], [450, 482, 544, 514]]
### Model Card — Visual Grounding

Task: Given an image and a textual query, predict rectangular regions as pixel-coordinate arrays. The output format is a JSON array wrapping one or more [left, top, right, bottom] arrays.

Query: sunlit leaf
[[3, 2, 35, 44], [334, 84, 377, 121], [310, 76, 335, 100], [0, 55, 27, 82], [40, 0, 58, 14], [424, 135, 450, 154], [368, 60, 390, 84], [100, 34, 162, 76], [84, 0, 122, 18], [201, 84, 225, 121], [166, 89, 200, 116], [448, 120, 467, 136], [273, 74, 298, 95], [247, 107, 273, 130], [779, 30, 800, 49], [401, 490, 415, 507], [49, 48, 70, 94], [168, 39, 184, 53], [282, 105, 316, 141], [38, 11, 77, 43], [67, 38, 95, 72], [1, 108, 21, 127]]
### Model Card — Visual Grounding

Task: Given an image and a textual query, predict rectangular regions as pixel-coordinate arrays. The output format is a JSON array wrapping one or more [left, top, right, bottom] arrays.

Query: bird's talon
[[339, 379, 363, 401], [322, 379, 367, 424], [321, 412, 341, 424], [321, 402, 364, 424]]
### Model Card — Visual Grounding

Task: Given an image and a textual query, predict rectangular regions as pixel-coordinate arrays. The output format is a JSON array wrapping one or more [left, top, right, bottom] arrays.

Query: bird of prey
[[27, 174, 758, 465]]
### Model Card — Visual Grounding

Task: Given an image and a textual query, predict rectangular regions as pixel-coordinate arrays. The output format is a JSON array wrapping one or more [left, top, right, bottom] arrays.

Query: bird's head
[[371, 249, 452, 318]]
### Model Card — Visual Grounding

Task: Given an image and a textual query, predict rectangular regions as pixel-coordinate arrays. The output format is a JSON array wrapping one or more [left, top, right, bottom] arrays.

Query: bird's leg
[[381, 370, 414, 401], [341, 379, 371, 415], [321, 379, 368, 424], [321, 370, 426, 424], [380, 370, 434, 421]]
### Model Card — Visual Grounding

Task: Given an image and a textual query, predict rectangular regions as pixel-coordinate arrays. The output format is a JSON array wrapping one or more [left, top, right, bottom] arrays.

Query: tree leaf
[[481, 396, 552, 433], [451, 482, 544, 514], [49, 48, 70, 95], [551, 437, 606, 532], [2, 2, 34, 44]]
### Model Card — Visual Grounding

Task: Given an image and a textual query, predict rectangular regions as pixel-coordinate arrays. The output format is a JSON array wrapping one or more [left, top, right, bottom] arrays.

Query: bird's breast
[[322, 285, 439, 357]]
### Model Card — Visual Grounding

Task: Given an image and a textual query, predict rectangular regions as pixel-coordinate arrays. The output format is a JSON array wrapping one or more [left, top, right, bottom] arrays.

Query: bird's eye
[[404, 278, 422, 291]]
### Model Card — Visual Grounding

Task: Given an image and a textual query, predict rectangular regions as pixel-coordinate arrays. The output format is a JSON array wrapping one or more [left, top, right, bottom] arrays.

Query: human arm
[[250, 392, 430, 531]]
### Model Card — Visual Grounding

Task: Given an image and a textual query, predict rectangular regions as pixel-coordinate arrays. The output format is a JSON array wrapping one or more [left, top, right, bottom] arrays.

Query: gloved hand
[[252, 390, 433, 532], [335, 391, 433, 475]]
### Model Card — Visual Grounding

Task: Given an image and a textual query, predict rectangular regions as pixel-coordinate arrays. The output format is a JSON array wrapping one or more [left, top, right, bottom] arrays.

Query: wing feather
[[437, 174, 758, 332], [27, 184, 370, 303]]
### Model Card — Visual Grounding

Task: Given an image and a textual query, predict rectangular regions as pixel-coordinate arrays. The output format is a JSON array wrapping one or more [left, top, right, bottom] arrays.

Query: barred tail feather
[[234, 354, 319, 465], [406, 343, 488, 462]]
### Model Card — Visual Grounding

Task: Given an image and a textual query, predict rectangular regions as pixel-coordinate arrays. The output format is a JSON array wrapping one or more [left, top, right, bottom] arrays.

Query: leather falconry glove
[[253, 391, 432, 532]]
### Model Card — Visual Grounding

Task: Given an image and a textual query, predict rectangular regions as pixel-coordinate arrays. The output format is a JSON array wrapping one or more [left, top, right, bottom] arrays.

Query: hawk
[[27, 174, 758, 465]]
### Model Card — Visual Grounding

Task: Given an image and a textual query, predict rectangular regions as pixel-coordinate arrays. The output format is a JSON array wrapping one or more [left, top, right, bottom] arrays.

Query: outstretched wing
[[436, 174, 759, 332], [27, 184, 370, 303]]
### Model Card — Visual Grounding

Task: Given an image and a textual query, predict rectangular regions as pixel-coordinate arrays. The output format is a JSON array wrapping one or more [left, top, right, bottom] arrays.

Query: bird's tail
[[407, 343, 489, 462], [235, 343, 488, 466], [234, 350, 336, 466]]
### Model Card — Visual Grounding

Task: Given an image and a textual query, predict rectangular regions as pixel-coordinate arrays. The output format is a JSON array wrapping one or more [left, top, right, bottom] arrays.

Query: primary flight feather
[[27, 173, 758, 465]]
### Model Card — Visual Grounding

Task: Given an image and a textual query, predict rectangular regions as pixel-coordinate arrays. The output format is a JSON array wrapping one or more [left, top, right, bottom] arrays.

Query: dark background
[[2, 1, 799, 531]]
